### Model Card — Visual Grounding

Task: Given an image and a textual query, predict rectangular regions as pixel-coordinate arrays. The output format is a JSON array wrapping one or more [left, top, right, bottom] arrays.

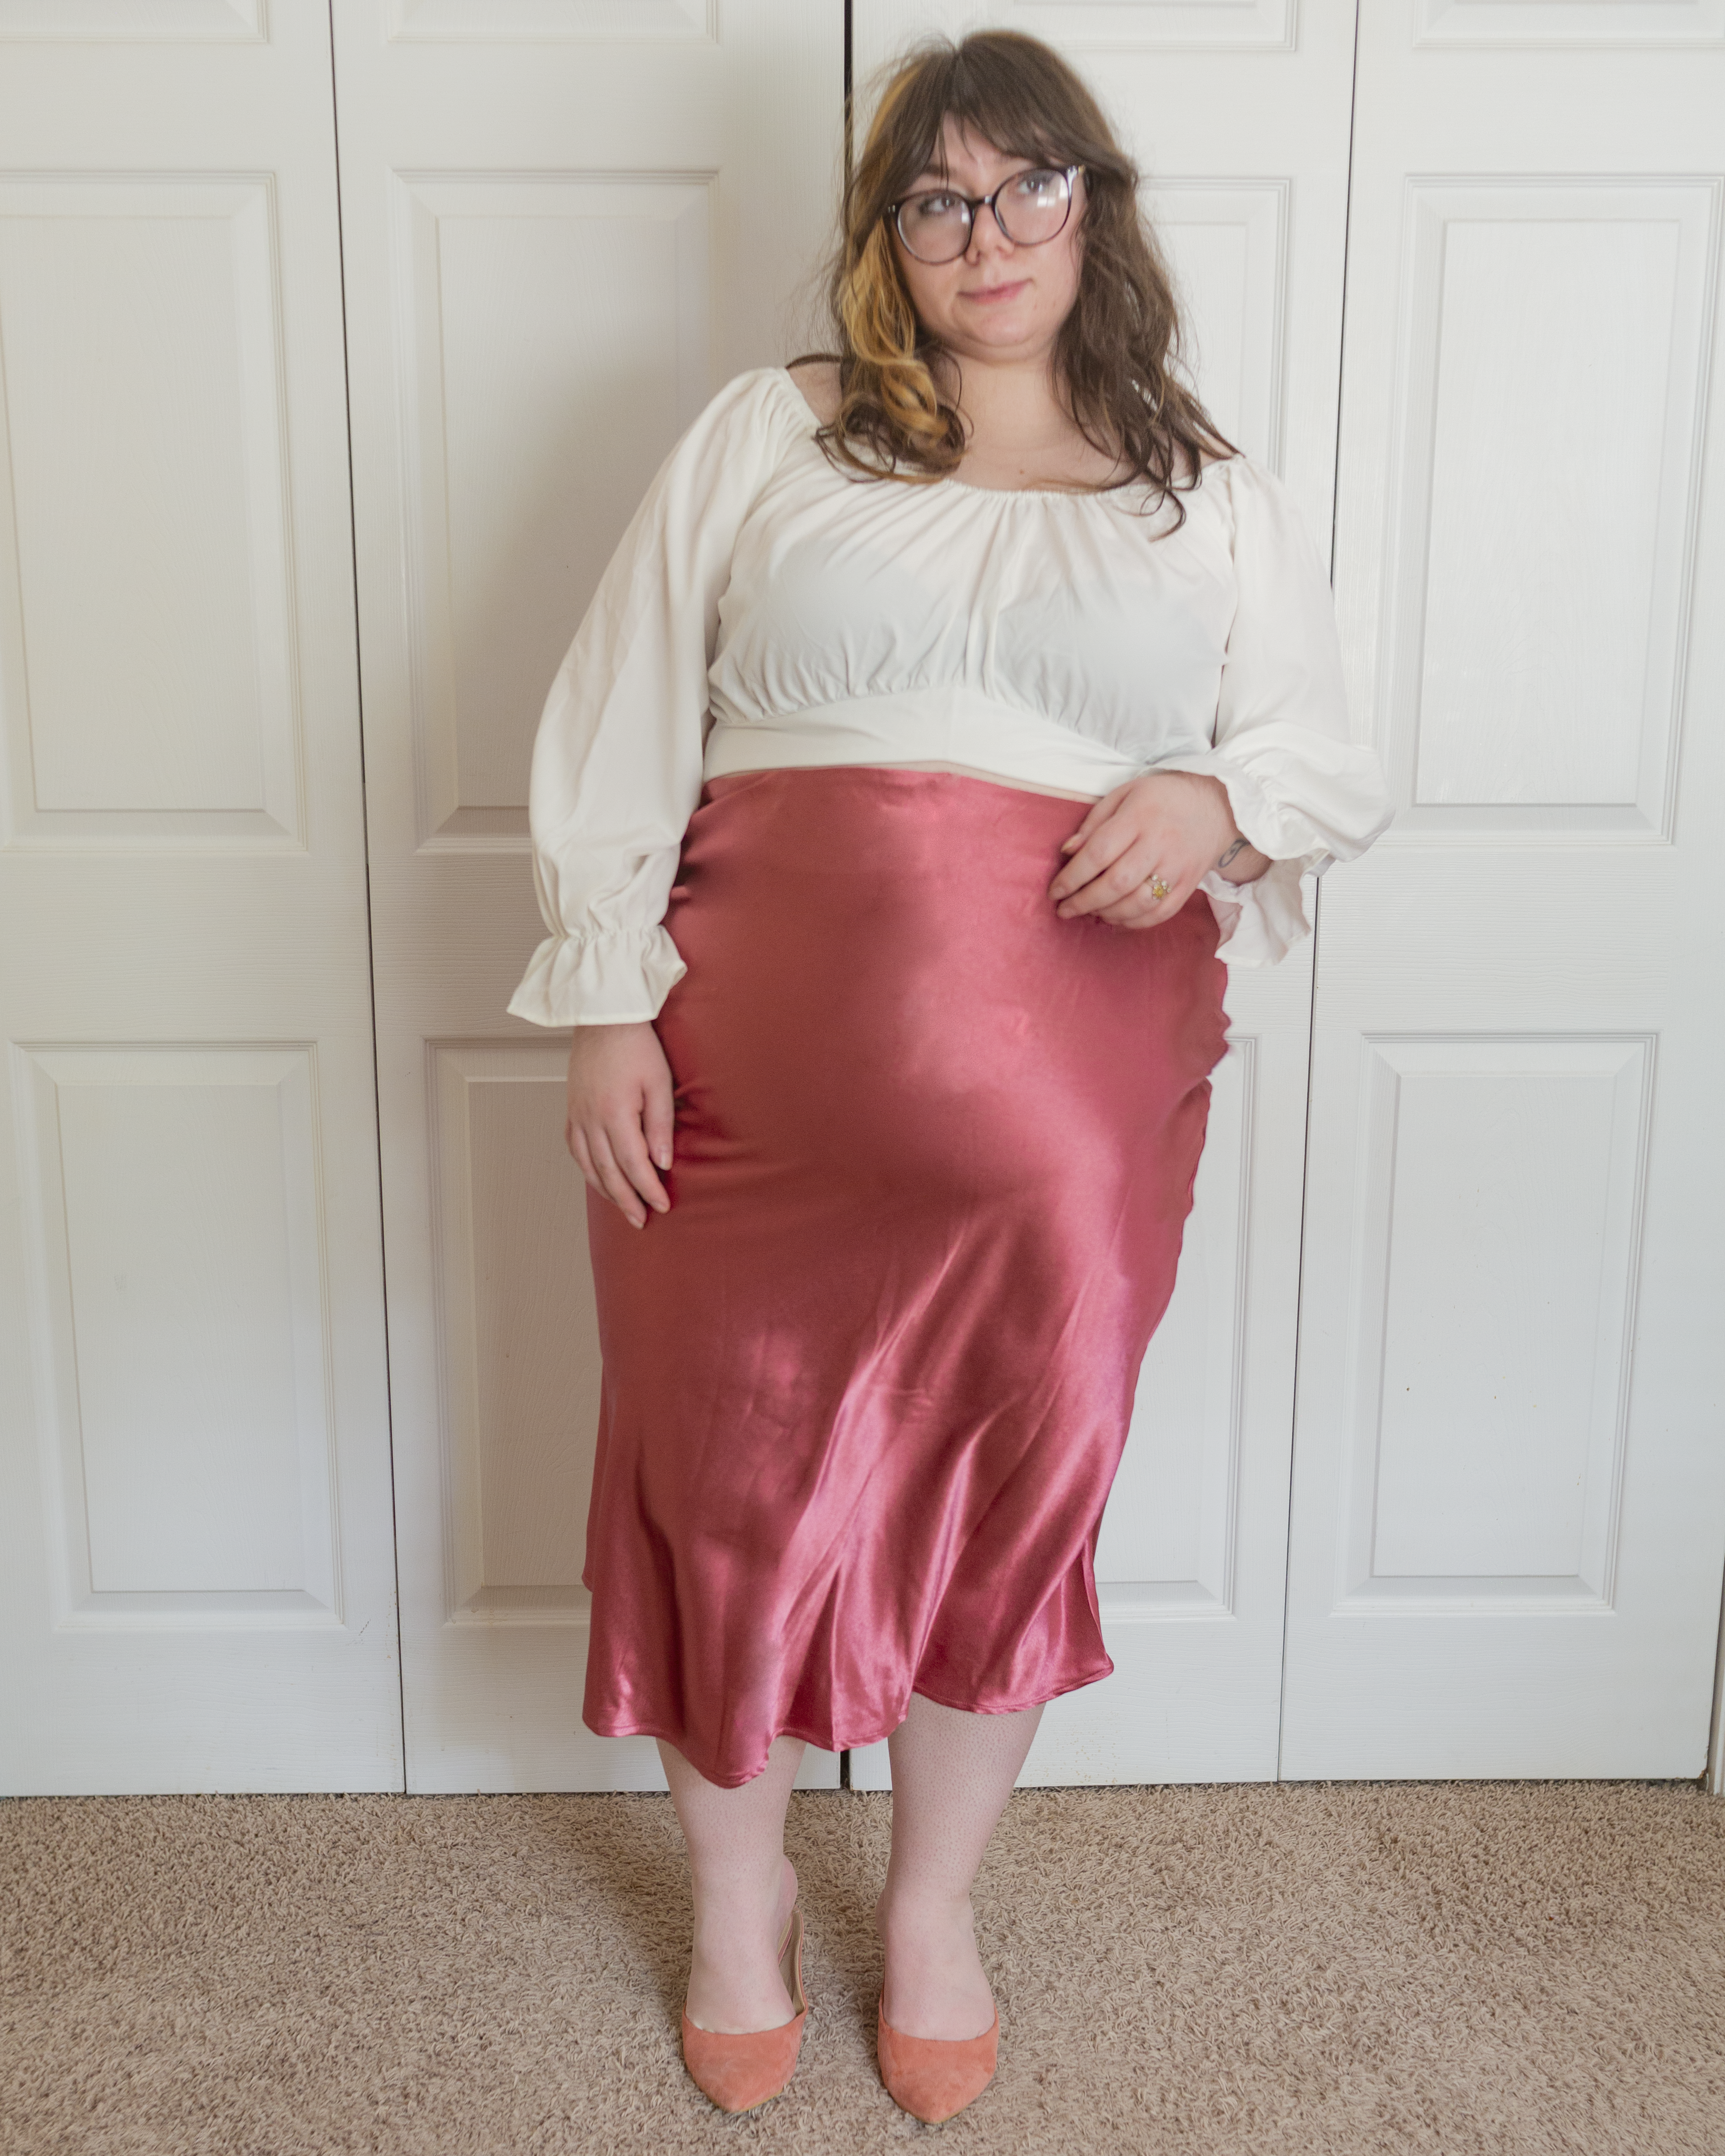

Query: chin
[[954, 305, 1047, 343]]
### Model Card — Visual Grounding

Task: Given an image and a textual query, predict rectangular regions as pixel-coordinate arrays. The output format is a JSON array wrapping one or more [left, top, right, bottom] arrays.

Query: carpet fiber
[[4, 1781, 1723, 2155]]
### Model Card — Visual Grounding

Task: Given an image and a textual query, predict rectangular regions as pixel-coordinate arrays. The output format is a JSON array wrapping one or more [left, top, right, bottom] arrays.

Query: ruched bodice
[[707, 401, 1233, 755]]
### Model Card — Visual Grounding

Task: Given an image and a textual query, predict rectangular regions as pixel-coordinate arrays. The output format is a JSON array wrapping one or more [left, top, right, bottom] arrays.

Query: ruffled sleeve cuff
[[1145, 736, 1392, 967], [1147, 747, 1337, 968], [1196, 856, 1317, 967], [1149, 745, 1350, 866], [505, 924, 688, 1027]]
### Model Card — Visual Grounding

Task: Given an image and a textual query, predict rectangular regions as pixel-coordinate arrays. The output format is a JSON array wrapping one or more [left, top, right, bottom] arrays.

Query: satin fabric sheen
[[581, 767, 1231, 1787]]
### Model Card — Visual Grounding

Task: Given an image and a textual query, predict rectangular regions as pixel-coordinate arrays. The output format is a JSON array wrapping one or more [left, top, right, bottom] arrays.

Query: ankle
[[683, 1860, 799, 2035], [875, 1887, 995, 2046], [693, 1856, 795, 1944], [875, 1882, 974, 1938]]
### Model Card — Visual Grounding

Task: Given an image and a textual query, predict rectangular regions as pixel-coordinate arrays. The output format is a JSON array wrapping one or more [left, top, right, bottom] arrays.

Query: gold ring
[[1148, 875, 1171, 901]]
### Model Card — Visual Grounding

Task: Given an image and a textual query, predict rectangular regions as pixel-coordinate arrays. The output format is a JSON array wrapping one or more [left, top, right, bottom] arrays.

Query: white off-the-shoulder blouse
[[507, 365, 1392, 1027]]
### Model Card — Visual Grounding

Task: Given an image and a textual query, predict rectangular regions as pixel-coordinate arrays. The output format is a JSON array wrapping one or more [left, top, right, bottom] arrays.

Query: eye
[[1012, 168, 1062, 200], [910, 191, 960, 219]]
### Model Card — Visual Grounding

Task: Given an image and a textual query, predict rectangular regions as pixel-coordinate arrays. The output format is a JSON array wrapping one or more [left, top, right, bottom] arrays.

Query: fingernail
[[655, 1149, 671, 1170]]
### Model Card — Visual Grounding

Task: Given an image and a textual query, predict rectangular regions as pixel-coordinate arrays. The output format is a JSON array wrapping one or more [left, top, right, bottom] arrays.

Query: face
[[889, 116, 1086, 370]]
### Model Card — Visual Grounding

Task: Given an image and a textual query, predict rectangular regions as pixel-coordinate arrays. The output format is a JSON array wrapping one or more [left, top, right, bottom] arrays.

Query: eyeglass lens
[[894, 167, 1073, 263]]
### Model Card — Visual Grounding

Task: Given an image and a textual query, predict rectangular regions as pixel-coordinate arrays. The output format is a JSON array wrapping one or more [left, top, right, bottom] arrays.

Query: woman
[[508, 30, 1392, 2125]]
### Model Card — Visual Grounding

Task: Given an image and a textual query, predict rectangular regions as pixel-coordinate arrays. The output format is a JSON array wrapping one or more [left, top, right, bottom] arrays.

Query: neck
[[925, 339, 1127, 493], [934, 343, 1069, 445]]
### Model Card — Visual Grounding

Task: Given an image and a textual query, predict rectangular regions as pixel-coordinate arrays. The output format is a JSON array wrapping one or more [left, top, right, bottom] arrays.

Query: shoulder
[[653, 365, 814, 503], [694, 363, 809, 436], [1200, 451, 1307, 523], [1198, 452, 1324, 560], [784, 356, 843, 426]]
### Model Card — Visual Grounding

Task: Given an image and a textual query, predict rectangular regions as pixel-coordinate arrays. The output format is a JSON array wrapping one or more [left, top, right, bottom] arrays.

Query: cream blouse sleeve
[[1151, 455, 1394, 966], [506, 368, 800, 1027]]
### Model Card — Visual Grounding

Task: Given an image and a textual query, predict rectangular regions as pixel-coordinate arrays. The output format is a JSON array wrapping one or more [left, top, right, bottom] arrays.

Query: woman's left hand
[[1049, 770, 1265, 928]]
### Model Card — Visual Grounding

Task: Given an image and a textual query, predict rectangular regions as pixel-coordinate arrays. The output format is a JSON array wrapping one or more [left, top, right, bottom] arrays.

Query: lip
[[961, 279, 1029, 305]]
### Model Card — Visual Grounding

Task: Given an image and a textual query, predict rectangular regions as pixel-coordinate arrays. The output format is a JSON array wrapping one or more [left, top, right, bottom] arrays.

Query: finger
[[568, 1124, 611, 1205], [1079, 861, 1188, 926], [1055, 835, 1165, 918], [1098, 887, 1182, 928], [1056, 781, 1132, 858], [607, 1100, 671, 1214], [1091, 896, 1167, 930], [642, 1066, 675, 1176], [588, 1126, 648, 1227], [1049, 810, 1140, 903]]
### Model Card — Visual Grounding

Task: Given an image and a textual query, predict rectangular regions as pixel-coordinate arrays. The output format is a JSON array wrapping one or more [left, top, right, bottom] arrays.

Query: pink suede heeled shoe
[[877, 1995, 1000, 2124], [680, 1905, 808, 2114]]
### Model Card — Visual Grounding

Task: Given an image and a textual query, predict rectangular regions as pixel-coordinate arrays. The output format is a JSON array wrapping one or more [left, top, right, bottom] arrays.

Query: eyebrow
[[907, 152, 1046, 188]]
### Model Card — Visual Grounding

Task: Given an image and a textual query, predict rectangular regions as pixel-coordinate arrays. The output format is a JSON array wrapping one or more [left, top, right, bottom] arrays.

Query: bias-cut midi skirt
[[581, 765, 1231, 1787]]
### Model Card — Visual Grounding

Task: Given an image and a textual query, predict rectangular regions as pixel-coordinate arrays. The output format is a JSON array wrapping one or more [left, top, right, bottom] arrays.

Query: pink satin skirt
[[581, 766, 1230, 1786]]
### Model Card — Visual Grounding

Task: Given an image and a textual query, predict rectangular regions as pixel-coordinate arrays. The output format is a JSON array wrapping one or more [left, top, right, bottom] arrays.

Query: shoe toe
[[681, 2007, 807, 2114], [877, 2001, 999, 2124]]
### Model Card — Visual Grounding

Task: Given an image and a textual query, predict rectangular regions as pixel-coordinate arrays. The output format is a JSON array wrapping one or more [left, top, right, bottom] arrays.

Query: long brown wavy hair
[[794, 30, 1236, 523]]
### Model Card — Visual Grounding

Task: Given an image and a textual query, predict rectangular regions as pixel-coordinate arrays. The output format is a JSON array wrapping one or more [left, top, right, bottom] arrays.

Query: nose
[[964, 196, 1013, 261]]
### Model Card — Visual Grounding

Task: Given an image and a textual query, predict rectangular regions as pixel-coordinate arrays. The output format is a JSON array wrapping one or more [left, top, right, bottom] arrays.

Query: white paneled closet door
[[1284, 3, 1725, 1778], [332, 1, 844, 1791], [0, 2, 401, 1793], [848, 0, 1365, 1790]]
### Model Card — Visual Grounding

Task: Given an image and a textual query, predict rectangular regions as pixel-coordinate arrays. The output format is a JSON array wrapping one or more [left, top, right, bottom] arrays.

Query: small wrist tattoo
[[1216, 836, 1248, 872]]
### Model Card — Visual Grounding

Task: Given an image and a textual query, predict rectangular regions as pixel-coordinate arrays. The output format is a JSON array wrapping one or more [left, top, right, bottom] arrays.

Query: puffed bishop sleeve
[[506, 368, 802, 1026], [1154, 457, 1393, 965]]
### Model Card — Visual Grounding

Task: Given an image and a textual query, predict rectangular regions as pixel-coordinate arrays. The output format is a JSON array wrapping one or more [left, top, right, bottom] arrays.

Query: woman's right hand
[[565, 1021, 675, 1228]]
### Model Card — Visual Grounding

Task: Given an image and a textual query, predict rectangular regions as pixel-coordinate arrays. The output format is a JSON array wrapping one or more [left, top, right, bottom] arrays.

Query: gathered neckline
[[770, 365, 1184, 506], [933, 468, 1141, 503]]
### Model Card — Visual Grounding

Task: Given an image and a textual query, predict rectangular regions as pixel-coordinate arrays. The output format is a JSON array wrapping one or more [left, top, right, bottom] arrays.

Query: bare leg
[[875, 1693, 1044, 2040], [658, 1734, 806, 2034]]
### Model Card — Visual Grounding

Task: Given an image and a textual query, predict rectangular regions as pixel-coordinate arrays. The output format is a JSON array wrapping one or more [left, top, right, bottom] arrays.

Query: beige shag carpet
[[3, 1781, 1724, 2155]]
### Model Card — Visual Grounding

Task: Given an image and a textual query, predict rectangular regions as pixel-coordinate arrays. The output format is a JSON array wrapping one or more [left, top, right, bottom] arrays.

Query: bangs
[[917, 109, 1068, 179], [886, 52, 1072, 192]]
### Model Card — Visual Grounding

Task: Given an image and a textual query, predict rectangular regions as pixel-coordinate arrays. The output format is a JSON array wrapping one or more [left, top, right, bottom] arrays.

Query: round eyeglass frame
[[886, 164, 1083, 264]]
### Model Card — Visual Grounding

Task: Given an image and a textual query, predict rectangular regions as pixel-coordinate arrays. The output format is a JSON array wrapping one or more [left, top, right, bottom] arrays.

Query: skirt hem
[[584, 1658, 1118, 1789]]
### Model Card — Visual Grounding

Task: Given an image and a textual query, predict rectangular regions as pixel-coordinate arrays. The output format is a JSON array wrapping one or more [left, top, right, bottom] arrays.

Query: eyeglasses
[[887, 165, 1082, 264]]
